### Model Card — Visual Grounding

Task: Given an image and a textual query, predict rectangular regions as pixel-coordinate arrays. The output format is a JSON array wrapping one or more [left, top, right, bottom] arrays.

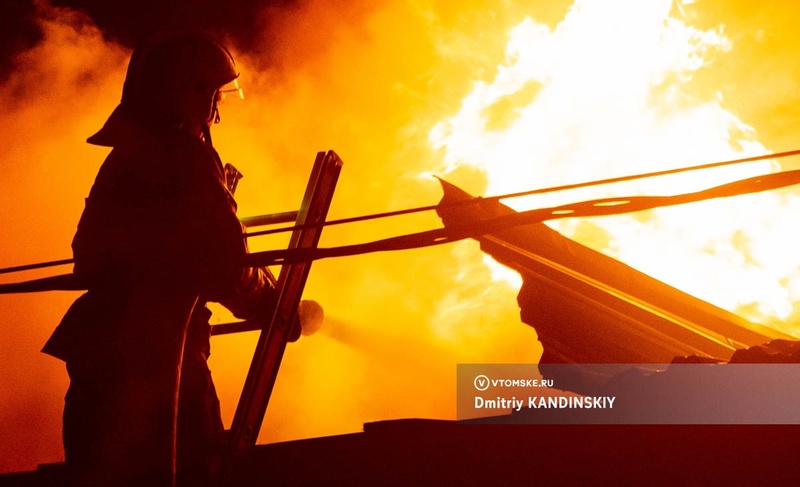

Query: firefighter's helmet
[[88, 33, 241, 147], [121, 32, 239, 125]]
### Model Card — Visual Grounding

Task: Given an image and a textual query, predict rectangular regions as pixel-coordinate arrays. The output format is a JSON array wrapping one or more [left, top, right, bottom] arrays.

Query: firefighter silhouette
[[43, 32, 277, 486]]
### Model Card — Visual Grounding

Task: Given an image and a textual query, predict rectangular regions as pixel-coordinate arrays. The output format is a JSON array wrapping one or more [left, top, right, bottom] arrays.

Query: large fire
[[0, 0, 798, 474], [430, 0, 800, 332]]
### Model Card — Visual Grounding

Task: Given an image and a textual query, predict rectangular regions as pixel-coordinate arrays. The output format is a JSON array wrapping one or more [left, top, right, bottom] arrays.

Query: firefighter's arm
[[220, 264, 279, 321]]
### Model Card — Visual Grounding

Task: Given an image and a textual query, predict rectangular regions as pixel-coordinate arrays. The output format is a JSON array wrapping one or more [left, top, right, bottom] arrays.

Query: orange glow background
[[2, 0, 800, 473]]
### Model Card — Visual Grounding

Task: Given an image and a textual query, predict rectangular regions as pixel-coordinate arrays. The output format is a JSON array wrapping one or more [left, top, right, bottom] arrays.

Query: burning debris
[[436, 179, 794, 365]]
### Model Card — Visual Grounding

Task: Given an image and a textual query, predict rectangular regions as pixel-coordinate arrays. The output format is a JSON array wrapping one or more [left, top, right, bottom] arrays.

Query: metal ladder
[[211, 150, 342, 455]]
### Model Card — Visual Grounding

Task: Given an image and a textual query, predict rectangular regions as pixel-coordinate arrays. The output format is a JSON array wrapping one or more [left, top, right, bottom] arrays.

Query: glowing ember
[[430, 0, 800, 335]]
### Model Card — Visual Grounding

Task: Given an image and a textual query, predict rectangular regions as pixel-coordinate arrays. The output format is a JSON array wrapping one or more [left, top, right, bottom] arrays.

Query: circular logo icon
[[473, 374, 490, 391]]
